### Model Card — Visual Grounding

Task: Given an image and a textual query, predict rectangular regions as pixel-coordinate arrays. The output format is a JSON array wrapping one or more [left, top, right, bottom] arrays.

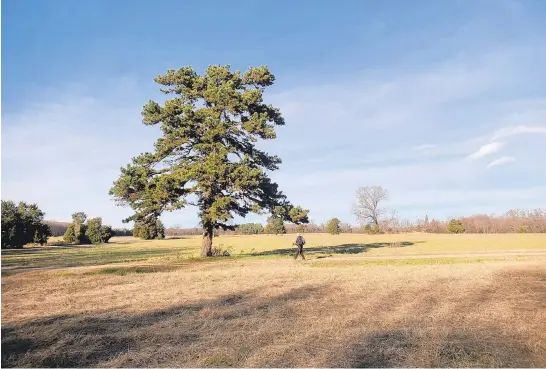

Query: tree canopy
[[353, 186, 389, 227], [110, 65, 308, 256], [1, 200, 52, 248], [326, 218, 342, 235]]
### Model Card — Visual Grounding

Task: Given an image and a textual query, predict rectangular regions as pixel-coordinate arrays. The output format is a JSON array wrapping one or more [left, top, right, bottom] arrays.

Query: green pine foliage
[[133, 217, 165, 240], [265, 216, 286, 234], [1, 200, 52, 248], [326, 218, 342, 235], [86, 217, 114, 244], [63, 212, 113, 244], [110, 65, 308, 256], [447, 219, 465, 234], [236, 223, 264, 235]]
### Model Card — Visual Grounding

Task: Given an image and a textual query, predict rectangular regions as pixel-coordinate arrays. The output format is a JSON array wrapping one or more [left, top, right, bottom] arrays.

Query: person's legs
[[300, 245, 305, 260]]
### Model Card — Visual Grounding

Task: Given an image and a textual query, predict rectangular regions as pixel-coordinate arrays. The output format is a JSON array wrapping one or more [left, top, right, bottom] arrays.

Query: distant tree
[[86, 217, 114, 244], [447, 219, 465, 234], [517, 225, 527, 233], [133, 217, 165, 240], [353, 186, 389, 228], [296, 224, 307, 233], [265, 216, 286, 234], [326, 218, 341, 235], [63, 213, 114, 244], [1, 200, 52, 248], [109, 65, 308, 257], [33, 223, 52, 246], [64, 212, 90, 244], [424, 215, 429, 232], [112, 228, 133, 236], [236, 223, 264, 235]]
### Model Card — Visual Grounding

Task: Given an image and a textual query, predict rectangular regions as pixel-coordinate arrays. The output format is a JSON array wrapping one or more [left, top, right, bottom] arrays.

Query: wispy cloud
[[491, 125, 546, 141], [487, 156, 516, 169], [466, 142, 504, 160]]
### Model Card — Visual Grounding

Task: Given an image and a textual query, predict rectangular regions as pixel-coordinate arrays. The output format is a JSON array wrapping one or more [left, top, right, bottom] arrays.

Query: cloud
[[487, 156, 516, 169], [466, 142, 504, 160], [412, 144, 437, 151], [491, 125, 546, 141]]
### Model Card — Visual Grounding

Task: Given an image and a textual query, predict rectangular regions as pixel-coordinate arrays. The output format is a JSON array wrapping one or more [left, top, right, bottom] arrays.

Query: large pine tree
[[110, 65, 308, 256]]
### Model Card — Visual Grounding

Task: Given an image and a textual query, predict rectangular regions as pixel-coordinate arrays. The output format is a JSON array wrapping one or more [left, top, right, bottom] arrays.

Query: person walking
[[294, 233, 306, 260]]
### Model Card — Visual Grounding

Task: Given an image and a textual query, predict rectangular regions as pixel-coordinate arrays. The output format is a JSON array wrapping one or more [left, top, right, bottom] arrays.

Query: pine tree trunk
[[201, 224, 213, 257]]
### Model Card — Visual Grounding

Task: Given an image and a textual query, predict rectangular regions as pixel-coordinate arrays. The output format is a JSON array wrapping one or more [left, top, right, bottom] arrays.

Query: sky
[[2, 0, 546, 228]]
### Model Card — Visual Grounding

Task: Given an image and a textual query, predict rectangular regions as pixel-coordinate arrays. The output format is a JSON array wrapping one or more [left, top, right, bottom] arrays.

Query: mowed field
[[2, 233, 546, 367]]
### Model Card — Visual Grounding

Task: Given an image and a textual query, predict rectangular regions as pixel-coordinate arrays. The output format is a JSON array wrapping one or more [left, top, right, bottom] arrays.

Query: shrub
[[63, 212, 113, 244], [63, 223, 90, 244], [447, 219, 465, 234], [86, 217, 114, 244], [296, 224, 307, 233], [363, 224, 382, 234], [1, 200, 52, 248], [211, 245, 233, 257], [326, 218, 341, 235], [517, 225, 527, 233]]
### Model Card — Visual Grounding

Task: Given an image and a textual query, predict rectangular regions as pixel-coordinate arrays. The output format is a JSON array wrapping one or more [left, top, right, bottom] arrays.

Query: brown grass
[[2, 248, 546, 367]]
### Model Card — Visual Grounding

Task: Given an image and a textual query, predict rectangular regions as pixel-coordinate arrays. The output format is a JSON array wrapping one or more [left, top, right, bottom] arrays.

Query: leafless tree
[[352, 186, 389, 227]]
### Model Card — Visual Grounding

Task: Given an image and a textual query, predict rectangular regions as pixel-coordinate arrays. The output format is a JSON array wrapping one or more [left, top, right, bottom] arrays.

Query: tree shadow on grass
[[252, 242, 414, 257], [2, 268, 545, 367], [1, 284, 329, 367]]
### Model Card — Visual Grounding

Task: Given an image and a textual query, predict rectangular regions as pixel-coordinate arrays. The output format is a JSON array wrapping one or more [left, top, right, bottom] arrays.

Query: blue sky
[[2, 0, 546, 228]]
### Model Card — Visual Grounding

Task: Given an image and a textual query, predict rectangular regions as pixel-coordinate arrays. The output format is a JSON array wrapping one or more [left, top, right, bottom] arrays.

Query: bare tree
[[352, 186, 389, 227]]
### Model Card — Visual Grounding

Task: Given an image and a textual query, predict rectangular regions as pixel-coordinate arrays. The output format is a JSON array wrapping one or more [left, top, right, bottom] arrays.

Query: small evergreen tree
[[447, 219, 465, 234], [1, 200, 52, 248], [33, 223, 52, 246], [64, 212, 90, 244], [86, 217, 114, 244], [326, 218, 341, 235], [265, 216, 286, 234], [133, 216, 165, 240]]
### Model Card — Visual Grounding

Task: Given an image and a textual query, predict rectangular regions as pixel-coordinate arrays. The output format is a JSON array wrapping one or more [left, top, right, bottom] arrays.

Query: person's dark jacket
[[296, 235, 305, 247]]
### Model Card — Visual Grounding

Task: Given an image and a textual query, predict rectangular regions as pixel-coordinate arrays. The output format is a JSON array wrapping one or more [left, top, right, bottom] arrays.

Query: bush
[[63, 223, 90, 244], [447, 219, 465, 234], [296, 224, 307, 233], [1, 200, 52, 248], [517, 225, 527, 233], [363, 224, 382, 234], [63, 212, 114, 245], [326, 218, 341, 235], [265, 216, 286, 234], [86, 217, 114, 244], [211, 245, 233, 257]]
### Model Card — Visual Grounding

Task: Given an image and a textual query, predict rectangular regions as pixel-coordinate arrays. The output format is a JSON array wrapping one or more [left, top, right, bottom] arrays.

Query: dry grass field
[[2, 233, 546, 367]]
